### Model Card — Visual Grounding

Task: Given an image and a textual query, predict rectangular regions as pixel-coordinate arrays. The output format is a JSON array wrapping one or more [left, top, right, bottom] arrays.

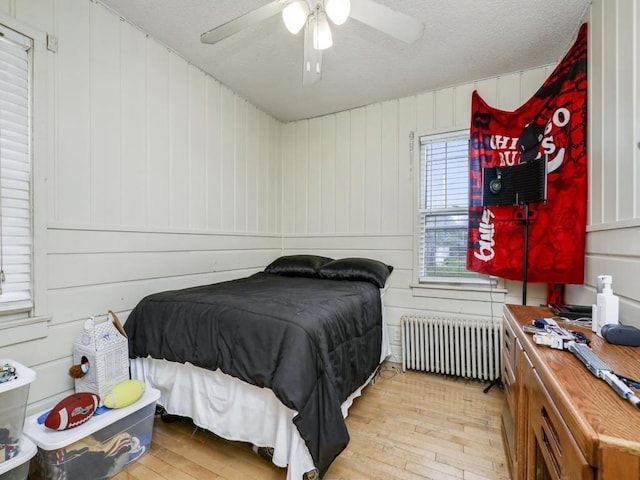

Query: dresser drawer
[[502, 321, 517, 409], [529, 369, 593, 480], [503, 319, 517, 371]]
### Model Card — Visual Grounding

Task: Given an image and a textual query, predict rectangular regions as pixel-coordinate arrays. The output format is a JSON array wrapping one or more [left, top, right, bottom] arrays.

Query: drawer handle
[[503, 328, 512, 350], [541, 406, 562, 456], [541, 428, 562, 479]]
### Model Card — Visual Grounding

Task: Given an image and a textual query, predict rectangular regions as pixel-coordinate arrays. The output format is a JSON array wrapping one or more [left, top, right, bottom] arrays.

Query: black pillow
[[318, 257, 394, 288], [264, 255, 334, 278]]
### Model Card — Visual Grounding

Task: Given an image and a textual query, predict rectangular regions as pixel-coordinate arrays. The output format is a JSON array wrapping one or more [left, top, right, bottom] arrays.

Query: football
[[44, 392, 100, 430]]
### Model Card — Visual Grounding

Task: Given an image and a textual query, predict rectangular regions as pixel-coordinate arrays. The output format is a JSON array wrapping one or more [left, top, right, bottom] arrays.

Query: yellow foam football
[[103, 379, 146, 409]]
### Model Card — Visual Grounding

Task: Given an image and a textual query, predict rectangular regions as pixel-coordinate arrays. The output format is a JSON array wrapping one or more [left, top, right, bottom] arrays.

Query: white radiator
[[401, 315, 502, 381]]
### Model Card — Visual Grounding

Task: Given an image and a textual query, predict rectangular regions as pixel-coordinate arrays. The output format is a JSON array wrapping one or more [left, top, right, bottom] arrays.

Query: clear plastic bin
[[0, 437, 36, 480], [0, 359, 36, 461], [24, 387, 159, 480]]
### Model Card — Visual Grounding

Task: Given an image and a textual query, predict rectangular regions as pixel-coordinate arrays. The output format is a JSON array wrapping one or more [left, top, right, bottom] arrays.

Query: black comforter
[[124, 272, 383, 476]]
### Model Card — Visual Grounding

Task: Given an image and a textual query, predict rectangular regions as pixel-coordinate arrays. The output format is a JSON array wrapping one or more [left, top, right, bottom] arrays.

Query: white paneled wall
[[0, 0, 282, 410], [565, 0, 640, 326], [282, 67, 553, 236], [588, 0, 640, 224], [48, 1, 282, 233], [282, 66, 555, 361], [2, 0, 638, 409]]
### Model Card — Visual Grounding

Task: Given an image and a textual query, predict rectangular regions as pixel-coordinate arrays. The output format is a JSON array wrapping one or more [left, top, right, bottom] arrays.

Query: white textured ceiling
[[98, 0, 591, 122]]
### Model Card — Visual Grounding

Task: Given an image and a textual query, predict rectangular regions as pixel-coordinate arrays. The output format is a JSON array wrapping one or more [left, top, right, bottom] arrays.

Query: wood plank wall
[[281, 67, 556, 361], [282, 0, 640, 358], [0, 0, 282, 411], [0, 0, 638, 411], [565, 0, 640, 325]]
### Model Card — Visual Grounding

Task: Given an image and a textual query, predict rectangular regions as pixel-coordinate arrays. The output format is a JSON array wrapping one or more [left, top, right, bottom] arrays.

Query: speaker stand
[[521, 203, 530, 305], [483, 376, 503, 394]]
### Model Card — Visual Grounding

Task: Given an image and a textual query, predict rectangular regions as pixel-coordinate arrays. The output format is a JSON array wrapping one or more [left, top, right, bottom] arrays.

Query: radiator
[[401, 315, 502, 381]]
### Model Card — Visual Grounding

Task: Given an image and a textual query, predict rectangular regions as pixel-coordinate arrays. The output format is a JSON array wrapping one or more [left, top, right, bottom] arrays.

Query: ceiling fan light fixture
[[325, 0, 351, 26], [282, 0, 310, 34], [303, 18, 322, 84], [312, 10, 333, 50]]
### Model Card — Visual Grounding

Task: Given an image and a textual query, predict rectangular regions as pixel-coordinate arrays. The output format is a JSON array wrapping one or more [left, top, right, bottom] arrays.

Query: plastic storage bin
[[24, 387, 160, 480], [0, 359, 36, 460], [0, 437, 36, 480]]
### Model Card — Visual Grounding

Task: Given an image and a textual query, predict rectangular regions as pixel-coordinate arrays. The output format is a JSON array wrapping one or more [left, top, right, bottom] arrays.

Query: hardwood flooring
[[112, 365, 510, 480]]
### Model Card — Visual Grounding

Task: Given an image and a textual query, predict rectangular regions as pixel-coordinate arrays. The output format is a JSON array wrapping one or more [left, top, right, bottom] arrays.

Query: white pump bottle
[[596, 275, 619, 338]]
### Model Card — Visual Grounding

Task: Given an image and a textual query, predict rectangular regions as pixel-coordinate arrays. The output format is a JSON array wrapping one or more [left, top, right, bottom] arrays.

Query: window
[[0, 24, 32, 313], [417, 130, 482, 282]]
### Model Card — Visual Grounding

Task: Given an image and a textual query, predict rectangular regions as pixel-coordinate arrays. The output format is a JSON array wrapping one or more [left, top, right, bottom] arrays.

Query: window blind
[[0, 25, 32, 312], [418, 131, 480, 281]]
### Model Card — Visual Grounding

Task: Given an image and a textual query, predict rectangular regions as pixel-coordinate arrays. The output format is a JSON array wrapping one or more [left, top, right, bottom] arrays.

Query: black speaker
[[601, 324, 640, 347], [481, 159, 547, 207]]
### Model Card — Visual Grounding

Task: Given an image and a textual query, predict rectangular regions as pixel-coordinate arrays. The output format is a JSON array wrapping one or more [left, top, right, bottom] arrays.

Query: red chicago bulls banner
[[467, 23, 588, 284]]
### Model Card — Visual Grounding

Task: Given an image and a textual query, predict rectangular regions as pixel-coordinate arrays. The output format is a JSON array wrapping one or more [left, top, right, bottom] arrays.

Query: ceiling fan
[[200, 0, 425, 85]]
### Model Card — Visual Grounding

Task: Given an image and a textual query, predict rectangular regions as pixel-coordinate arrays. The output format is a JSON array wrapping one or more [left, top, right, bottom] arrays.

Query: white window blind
[[418, 131, 481, 281], [0, 25, 32, 312]]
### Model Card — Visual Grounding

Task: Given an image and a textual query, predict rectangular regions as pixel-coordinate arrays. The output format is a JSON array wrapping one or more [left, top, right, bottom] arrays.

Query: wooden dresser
[[502, 304, 640, 480]]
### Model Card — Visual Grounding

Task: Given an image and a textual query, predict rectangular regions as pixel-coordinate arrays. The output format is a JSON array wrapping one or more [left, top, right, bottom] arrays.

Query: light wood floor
[[112, 365, 510, 480]]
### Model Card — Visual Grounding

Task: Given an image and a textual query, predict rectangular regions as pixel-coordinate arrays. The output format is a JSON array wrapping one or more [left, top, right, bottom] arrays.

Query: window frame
[[413, 128, 493, 287], [0, 12, 50, 344], [0, 22, 34, 314]]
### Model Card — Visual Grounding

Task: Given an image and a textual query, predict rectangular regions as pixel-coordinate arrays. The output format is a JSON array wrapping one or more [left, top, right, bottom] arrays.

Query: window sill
[[410, 280, 508, 299], [0, 315, 51, 347]]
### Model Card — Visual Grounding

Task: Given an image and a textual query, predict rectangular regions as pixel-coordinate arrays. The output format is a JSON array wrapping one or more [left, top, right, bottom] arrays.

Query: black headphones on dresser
[[601, 324, 640, 347]]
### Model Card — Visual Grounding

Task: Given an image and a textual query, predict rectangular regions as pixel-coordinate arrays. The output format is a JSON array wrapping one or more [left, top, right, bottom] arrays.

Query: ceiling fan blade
[[349, 0, 424, 44], [302, 19, 322, 85], [200, 0, 289, 45]]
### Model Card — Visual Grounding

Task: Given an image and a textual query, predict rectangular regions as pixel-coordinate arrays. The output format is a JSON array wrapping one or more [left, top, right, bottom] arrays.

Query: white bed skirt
[[130, 310, 390, 480]]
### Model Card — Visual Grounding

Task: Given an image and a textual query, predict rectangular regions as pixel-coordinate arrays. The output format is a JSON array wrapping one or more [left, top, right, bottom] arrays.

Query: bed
[[124, 255, 393, 479]]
